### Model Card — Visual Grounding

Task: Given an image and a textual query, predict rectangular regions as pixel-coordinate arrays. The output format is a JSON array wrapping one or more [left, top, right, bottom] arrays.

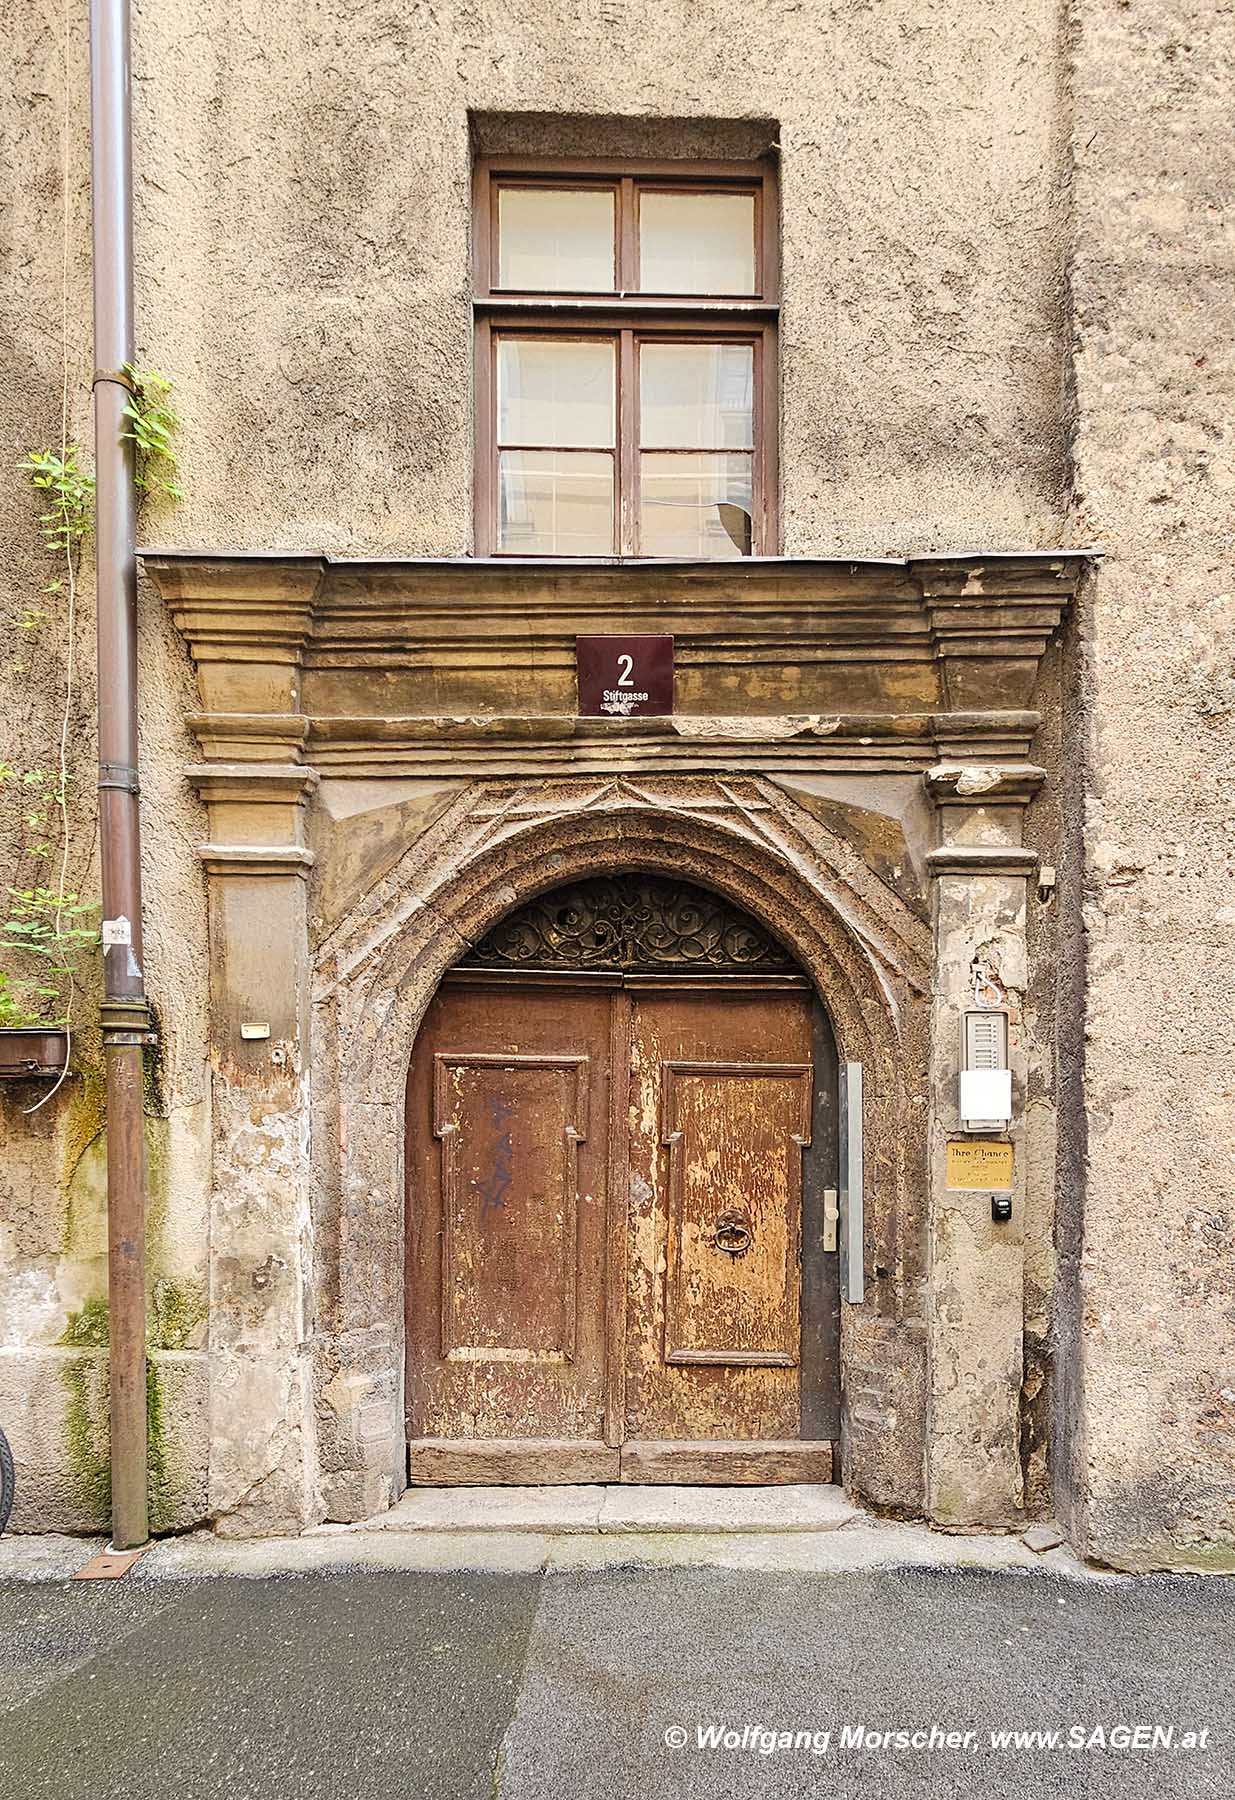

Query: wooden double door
[[405, 970, 840, 1484]]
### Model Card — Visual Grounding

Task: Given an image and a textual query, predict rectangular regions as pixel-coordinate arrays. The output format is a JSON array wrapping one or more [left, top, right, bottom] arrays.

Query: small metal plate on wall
[[577, 635, 674, 717], [946, 1140, 1013, 1191]]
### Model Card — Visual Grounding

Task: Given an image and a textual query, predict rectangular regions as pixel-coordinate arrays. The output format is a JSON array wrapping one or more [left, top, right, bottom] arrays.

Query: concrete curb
[[0, 1511, 1132, 1584], [136, 1517, 1128, 1581]]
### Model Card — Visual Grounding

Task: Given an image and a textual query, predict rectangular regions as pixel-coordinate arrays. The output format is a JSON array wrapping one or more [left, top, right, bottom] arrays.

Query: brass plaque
[[946, 1139, 1014, 1192]]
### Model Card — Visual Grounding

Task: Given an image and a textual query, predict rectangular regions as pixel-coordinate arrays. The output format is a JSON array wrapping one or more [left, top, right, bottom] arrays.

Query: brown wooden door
[[405, 971, 839, 1485], [620, 979, 835, 1482], [405, 977, 618, 1483]]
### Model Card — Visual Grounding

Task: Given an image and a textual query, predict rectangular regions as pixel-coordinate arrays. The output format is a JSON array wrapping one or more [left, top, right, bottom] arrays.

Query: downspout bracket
[[92, 366, 137, 394], [99, 761, 141, 794], [100, 998, 157, 1045]]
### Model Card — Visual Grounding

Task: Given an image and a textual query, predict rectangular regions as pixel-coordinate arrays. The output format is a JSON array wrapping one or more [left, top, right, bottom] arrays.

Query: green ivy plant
[[0, 765, 98, 1030], [0, 762, 61, 861], [18, 363, 182, 576], [16, 447, 95, 629], [18, 446, 95, 556], [0, 888, 99, 1029], [3, 367, 180, 1040], [121, 364, 183, 501]]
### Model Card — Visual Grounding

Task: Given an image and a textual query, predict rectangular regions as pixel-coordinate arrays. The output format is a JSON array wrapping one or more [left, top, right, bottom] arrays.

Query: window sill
[[473, 295, 779, 318]]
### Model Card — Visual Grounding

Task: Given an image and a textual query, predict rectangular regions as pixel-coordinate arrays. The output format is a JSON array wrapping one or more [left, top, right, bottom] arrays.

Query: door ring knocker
[[713, 1209, 753, 1258]]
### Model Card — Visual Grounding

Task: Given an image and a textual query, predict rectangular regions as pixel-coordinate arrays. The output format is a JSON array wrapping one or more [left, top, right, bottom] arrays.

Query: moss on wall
[[151, 1277, 206, 1350], [59, 1066, 106, 1193], [59, 1066, 107, 1265], [58, 1297, 111, 1525], [146, 1358, 171, 1533], [55, 1060, 199, 1528], [59, 1295, 109, 1349], [57, 1292, 199, 1532]]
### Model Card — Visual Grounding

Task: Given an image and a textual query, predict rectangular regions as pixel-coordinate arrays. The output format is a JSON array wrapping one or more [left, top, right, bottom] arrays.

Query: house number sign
[[576, 635, 674, 718]]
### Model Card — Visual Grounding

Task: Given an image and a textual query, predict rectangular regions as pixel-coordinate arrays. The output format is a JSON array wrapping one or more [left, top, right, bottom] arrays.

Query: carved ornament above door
[[461, 875, 798, 974]]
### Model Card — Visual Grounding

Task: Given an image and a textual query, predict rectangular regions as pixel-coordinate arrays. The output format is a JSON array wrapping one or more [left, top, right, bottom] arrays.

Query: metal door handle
[[823, 1187, 839, 1252]]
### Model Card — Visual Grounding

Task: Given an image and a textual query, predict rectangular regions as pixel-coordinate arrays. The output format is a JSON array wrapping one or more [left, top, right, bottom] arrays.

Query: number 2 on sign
[[616, 653, 634, 687]]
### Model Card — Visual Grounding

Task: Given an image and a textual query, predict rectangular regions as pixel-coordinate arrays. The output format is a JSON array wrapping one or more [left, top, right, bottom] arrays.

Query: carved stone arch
[[311, 776, 931, 1523]]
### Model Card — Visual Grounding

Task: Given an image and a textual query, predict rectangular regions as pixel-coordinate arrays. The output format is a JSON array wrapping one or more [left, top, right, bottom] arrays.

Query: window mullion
[[618, 328, 637, 556], [618, 176, 636, 293]]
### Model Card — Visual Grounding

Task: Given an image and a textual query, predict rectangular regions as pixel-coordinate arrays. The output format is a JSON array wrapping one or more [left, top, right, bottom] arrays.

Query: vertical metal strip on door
[[839, 1062, 864, 1304]]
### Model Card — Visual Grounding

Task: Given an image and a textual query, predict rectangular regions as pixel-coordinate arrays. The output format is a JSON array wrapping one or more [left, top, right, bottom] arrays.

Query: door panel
[[661, 1060, 810, 1367], [406, 981, 611, 1476], [624, 988, 818, 1446], [435, 1053, 587, 1364]]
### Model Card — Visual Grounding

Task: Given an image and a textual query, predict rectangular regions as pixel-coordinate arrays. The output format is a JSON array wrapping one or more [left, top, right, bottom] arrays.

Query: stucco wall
[[135, 0, 1070, 557], [1062, 0, 1235, 1569]]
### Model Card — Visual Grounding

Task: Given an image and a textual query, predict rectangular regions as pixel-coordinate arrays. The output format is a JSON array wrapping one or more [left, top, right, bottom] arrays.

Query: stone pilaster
[[923, 763, 1042, 1527], [189, 763, 321, 1534]]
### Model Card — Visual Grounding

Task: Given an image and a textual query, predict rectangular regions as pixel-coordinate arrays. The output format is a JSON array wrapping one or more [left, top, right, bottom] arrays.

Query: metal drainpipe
[[91, 0, 154, 1550]]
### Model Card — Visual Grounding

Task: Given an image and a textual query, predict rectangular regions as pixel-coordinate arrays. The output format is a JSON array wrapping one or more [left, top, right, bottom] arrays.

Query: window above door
[[473, 157, 779, 559]]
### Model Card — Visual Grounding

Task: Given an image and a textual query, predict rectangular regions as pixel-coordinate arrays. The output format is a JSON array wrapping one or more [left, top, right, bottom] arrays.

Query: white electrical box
[[960, 1009, 1011, 1132]]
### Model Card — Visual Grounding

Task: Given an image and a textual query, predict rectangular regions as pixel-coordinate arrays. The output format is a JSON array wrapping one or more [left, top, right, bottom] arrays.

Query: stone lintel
[[172, 709, 1044, 781], [146, 549, 1085, 726], [144, 551, 326, 610], [910, 550, 1094, 594], [149, 556, 324, 714], [293, 711, 1043, 779]]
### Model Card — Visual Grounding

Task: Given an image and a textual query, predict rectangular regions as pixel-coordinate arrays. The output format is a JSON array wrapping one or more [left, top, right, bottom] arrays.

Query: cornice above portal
[[294, 710, 1043, 778], [143, 549, 1093, 775]]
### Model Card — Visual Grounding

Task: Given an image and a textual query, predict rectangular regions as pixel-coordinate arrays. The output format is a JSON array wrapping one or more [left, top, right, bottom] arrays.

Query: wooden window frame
[[472, 156, 780, 559]]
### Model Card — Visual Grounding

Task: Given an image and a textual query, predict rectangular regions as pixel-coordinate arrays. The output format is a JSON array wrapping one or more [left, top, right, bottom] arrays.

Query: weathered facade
[[0, 0, 1231, 1568]]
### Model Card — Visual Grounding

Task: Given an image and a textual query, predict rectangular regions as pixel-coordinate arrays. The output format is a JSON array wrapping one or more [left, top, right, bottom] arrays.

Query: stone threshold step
[[307, 1483, 860, 1538]]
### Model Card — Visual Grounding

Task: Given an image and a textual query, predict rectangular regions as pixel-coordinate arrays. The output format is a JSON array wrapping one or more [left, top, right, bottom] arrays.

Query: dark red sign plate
[[577, 635, 674, 718]]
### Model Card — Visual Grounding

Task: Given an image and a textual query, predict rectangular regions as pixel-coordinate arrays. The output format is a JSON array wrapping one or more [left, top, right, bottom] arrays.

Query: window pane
[[639, 452, 753, 558], [639, 192, 756, 294], [640, 343, 753, 449], [498, 339, 615, 448], [499, 451, 614, 555], [498, 187, 616, 292]]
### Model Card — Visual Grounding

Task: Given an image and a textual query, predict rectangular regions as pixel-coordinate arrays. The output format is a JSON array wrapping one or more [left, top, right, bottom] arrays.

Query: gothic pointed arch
[[310, 776, 932, 1522]]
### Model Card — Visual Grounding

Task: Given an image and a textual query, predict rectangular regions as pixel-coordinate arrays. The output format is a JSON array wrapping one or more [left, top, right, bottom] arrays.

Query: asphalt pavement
[[0, 1563, 1231, 1800]]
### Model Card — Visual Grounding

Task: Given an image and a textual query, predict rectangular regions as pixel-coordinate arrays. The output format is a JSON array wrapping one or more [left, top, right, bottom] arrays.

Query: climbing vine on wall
[[121, 364, 183, 501], [16, 447, 94, 630], [3, 370, 182, 1054]]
